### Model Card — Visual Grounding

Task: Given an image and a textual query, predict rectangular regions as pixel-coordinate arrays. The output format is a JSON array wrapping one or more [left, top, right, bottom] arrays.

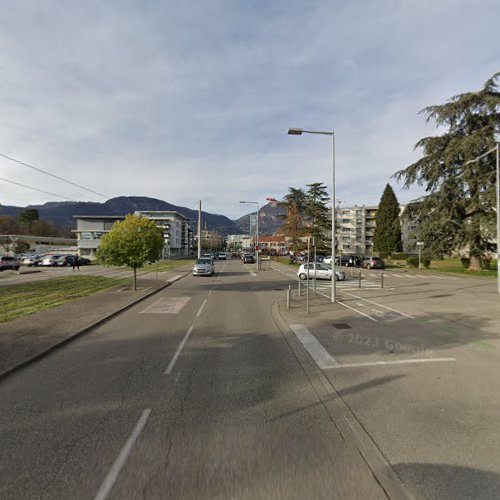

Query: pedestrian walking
[[72, 254, 80, 271]]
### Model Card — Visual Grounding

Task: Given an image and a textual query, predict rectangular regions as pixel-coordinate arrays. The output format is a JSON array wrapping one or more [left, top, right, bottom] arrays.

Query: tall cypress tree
[[373, 184, 402, 255]]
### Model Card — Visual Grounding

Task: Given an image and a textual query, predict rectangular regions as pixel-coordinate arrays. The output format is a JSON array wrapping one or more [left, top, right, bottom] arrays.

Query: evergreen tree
[[18, 208, 39, 232], [305, 182, 330, 251], [394, 72, 500, 270], [373, 184, 402, 255]]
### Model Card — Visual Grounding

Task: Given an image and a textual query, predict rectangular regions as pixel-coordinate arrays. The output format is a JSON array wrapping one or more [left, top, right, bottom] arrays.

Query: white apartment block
[[73, 211, 193, 258], [334, 204, 417, 255]]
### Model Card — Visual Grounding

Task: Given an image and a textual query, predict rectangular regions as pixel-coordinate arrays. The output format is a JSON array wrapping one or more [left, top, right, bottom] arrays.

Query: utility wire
[[0, 152, 108, 199], [0, 177, 74, 201]]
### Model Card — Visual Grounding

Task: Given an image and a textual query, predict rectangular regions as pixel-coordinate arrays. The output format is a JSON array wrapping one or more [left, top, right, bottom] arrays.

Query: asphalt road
[[0, 259, 392, 499], [274, 262, 500, 499]]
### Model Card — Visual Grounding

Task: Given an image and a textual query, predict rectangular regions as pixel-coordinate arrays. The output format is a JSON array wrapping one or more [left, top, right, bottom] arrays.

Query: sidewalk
[[0, 266, 192, 380]]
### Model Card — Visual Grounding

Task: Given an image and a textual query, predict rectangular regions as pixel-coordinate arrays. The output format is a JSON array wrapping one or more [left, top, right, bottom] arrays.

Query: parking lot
[[272, 261, 500, 499]]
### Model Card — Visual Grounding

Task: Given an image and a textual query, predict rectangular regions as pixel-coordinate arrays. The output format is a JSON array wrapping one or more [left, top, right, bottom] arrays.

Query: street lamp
[[288, 127, 336, 303], [240, 200, 259, 268], [416, 241, 424, 270]]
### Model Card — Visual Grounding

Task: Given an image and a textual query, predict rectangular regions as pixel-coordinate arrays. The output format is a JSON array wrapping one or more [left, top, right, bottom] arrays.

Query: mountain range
[[0, 196, 285, 236]]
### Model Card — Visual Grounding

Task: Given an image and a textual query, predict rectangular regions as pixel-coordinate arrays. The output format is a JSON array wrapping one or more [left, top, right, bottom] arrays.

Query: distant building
[[73, 211, 193, 258], [334, 204, 417, 255], [0, 234, 77, 254]]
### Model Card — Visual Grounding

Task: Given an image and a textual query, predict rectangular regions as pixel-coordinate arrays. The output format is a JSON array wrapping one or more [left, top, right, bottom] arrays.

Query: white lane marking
[[428, 275, 445, 279], [290, 324, 338, 369], [196, 299, 207, 317], [140, 297, 190, 314], [337, 299, 378, 321], [404, 274, 417, 278], [340, 291, 415, 319], [331, 358, 456, 369], [94, 409, 151, 500], [250, 272, 257, 277], [165, 325, 194, 374]]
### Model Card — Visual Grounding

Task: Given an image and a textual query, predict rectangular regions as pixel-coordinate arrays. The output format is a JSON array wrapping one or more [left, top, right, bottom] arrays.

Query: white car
[[192, 258, 215, 276], [218, 252, 227, 260], [297, 263, 346, 281], [40, 254, 65, 266]]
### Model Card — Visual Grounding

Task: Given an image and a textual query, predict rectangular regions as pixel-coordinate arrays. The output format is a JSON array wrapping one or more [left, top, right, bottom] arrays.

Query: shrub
[[460, 257, 470, 268], [422, 257, 431, 268], [406, 256, 419, 268], [391, 252, 410, 260]]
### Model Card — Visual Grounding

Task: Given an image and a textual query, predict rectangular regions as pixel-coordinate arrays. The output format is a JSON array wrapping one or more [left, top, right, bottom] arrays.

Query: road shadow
[[394, 462, 500, 499]]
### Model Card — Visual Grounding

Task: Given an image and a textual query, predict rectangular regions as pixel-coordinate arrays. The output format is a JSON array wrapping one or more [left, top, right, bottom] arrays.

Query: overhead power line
[[0, 177, 74, 201], [0, 152, 108, 199]]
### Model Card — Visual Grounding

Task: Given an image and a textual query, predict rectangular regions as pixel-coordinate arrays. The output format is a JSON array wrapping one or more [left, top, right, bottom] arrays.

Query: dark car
[[57, 255, 91, 267], [0, 255, 21, 271], [361, 256, 385, 269], [243, 254, 255, 264]]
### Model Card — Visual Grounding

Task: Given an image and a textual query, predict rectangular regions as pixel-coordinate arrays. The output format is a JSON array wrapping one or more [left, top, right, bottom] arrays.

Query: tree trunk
[[468, 255, 482, 271], [133, 267, 137, 291]]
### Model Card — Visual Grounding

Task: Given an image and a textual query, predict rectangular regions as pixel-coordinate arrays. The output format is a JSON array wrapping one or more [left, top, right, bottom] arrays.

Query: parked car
[[21, 254, 40, 266], [40, 254, 67, 266], [297, 263, 346, 281], [56, 255, 91, 267], [243, 254, 255, 264], [218, 252, 227, 260], [361, 256, 385, 269], [0, 255, 21, 271], [192, 258, 215, 276]]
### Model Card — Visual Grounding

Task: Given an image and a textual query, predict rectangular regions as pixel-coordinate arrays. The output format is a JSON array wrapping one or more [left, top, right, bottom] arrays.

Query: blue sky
[[0, 0, 498, 219]]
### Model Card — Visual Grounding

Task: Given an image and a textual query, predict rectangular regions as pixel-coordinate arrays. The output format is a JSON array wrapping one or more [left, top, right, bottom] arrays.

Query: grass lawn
[[0, 275, 128, 323], [385, 257, 497, 277], [131, 258, 197, 273]]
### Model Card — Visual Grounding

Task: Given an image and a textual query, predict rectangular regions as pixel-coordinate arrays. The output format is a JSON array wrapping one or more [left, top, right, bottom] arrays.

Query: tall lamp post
[[416, 241, 424, 271], [240, 200, 259, 269], [288, 127, 336, 303]]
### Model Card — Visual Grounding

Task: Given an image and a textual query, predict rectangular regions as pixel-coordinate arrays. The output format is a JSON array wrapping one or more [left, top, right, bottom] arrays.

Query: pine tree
[[305, 182, 330, 252], [373, 184, 402, 255], [394, 72, 500, 270]]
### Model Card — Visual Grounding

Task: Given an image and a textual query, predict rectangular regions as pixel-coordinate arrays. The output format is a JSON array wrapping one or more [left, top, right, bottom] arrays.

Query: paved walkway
[[0, 265, 192, 379]]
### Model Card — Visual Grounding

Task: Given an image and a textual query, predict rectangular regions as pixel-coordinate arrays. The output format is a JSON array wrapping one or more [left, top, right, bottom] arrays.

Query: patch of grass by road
[[0, 275, 127, 323], [137, 258, 196, 273], [387, 258, 497, 277]]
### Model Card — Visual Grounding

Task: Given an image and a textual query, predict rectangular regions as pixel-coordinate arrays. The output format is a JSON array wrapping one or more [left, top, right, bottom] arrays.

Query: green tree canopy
[[278, 187, 306, 251], [373, 184, 402, 255], [305, 182, 330, 251], [97, 214, 164, 290], [18, 208, 39, 232], [394, 72, 500, 270]]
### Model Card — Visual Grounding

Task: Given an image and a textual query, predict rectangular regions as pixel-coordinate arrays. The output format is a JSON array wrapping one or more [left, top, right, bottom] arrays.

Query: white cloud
[[0, 0, 498, 219]]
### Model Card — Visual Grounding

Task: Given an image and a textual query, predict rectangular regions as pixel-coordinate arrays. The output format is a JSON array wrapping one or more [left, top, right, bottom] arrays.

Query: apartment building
[[335, 205, 377, 255], [73, 211, 193, 258], [335, 204, 416, 255]]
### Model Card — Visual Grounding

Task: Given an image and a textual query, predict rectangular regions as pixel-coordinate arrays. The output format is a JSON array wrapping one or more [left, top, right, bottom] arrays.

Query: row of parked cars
[[297, 254, 385, 269], [0, 253, 91, 271]]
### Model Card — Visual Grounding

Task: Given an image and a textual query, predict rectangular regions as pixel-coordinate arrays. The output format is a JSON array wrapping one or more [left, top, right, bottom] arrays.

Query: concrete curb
[[271, 299, 418, 500], [0, 271, 190, 383]]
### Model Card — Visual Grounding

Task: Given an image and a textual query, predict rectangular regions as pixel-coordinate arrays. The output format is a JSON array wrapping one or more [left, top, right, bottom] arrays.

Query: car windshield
[[196, 259, 210, 264]]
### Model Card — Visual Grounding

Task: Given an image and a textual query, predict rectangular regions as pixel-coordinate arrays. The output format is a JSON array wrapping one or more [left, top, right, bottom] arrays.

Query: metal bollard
[[298, 279, 302, 296], [381, 272, 384, 288], [358, 269, 362, 288], [287, 285, 291, 309]]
